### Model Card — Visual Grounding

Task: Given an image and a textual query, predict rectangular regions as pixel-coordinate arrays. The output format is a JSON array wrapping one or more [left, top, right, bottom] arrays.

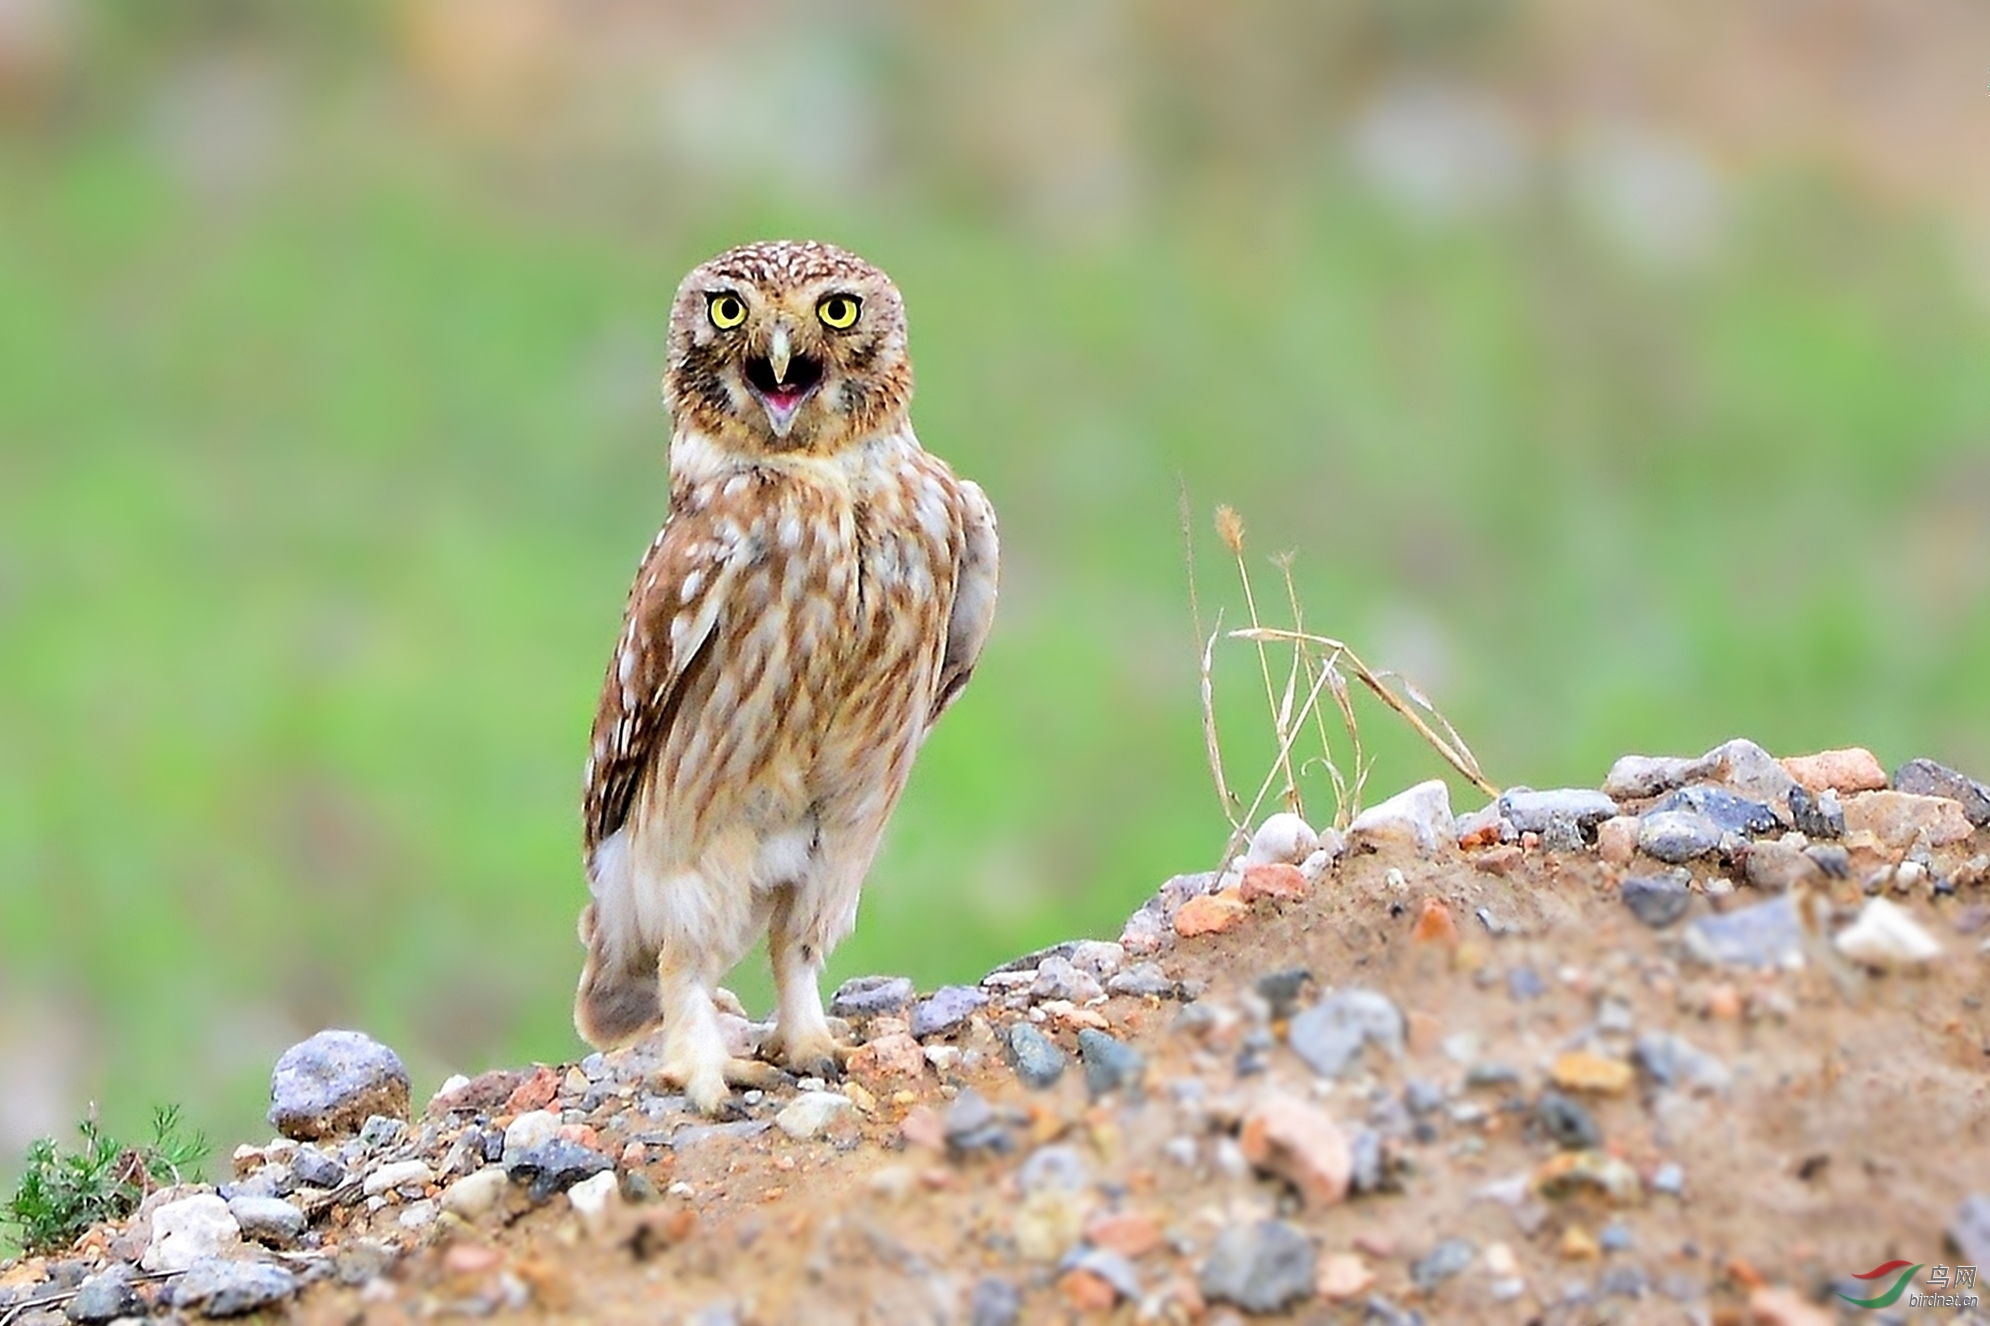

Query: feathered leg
[[762, 885, 853, 1081]]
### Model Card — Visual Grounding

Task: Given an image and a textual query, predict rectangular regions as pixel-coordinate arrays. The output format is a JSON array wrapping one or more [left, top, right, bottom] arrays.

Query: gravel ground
[[4, 740, 1989, 1325]]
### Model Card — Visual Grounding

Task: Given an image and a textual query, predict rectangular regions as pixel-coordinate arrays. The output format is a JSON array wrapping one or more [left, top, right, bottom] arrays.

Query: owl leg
[[762, 886, 854, 1081]]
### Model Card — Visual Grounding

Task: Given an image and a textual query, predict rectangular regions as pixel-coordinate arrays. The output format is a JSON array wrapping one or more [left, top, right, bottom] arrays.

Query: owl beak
[[767, 323, 794, 386], [743, 323, 823, 439]]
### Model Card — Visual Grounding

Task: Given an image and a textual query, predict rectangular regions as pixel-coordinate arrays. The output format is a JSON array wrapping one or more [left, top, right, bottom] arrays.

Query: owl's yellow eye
[[707, 293, 746, 329], [816, 294, 862, 330]]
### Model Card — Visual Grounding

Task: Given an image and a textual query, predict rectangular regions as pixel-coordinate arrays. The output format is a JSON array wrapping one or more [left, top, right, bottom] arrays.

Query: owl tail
[[573, 900, 663, 1048]]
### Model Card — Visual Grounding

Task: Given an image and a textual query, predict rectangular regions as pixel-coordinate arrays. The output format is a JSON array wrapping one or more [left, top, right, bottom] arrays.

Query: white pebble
[[441, 1167, 511, 1220], [501, 1110, 562, 1162], [775, 1091, 852, 1141], [1834, 896, 1942, 967], [1246, 812, 1319, 867], [566, 1170, 621, 1231], [361, 1159, 434, 1197], [141, 1194, 241, 1273]]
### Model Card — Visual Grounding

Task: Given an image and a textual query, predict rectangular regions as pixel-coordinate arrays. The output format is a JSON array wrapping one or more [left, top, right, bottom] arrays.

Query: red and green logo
[[1838, 1261, 1924, 1309]]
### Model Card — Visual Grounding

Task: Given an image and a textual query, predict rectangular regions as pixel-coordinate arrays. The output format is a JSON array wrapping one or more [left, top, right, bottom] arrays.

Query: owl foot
[[761, 1030, 855, 1084], [663, 1055, 793, 1117]]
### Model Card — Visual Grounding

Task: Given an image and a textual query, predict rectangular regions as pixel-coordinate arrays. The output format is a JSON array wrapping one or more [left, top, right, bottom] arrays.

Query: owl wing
[[581, 508, 736, 858], [931, 478, 999, 726]]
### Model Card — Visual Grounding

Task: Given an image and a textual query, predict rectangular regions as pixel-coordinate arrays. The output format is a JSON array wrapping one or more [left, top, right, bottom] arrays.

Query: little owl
[[573, 240, 999, 1114]]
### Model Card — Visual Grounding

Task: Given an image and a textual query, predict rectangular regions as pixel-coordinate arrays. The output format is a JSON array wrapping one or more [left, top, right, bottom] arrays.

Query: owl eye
[[816, 294, 862, 330], [707, 293, 747, 329]]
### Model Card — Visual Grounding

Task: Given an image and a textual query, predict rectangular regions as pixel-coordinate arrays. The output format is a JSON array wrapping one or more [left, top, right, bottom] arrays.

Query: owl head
[[664, 240, 913, 456]]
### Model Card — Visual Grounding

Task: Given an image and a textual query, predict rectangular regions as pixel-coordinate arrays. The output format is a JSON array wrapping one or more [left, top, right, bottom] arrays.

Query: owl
[[573, 240, 999, 1115]]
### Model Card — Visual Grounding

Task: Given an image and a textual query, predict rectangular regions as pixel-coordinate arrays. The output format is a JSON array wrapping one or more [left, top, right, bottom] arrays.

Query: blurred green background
[[3, 0, 1989, 1196]]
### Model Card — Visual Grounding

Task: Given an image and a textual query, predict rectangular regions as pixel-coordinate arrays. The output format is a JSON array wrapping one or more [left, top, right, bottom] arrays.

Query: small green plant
[[5, 1106, 209, 1256]]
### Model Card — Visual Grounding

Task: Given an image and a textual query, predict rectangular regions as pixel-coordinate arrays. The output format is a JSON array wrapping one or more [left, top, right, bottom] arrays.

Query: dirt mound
[[6, 753, 1990, 1325]]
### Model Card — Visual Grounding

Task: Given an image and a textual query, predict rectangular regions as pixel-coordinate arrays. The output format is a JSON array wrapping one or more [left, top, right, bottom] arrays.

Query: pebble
[[1013, 1190, 1087, 1261], [501, 1110, 562, 1163], [1347, 779, 1455, 854], [1238, 863, 1308, 902], [829, 975, 915, 1019], [1063, 1247, 1141, 1303], [1650, 785, 1779, 837], [64, 1266, 140, 1324], [1786, 784, 1845, 838], [1682, 894, 1802, 968], [1287, 989, 1405, 1078], [1106, 963, 1178, 998], [170, 1258, 299, 1317], [361, 1159, 434, 1197], [267, 1029, 411, 1142], [1173, 890, 1248, 936], [566, 1169, 620, 1229], [774, 1091, 852, 1140], [848, 1031, 928, 1082], [1600, 1266, 1648, 1298], [1598, 1221, 1635, 1252], [1254, 968, 1313, 1019], [1086, 1210, 1163, 1259], [441, 1167, 512, 1220], [1651, 1162, 1685, 1195], [1006, 1023, 1067, 1088], [1550, 1050, 1632, 1095], [1506, 966, 1545, 1001], [289, 1145, 345, 1190], [1316, 1251, 1376, 1302], [1603, 753, 1711, 800], [1842, 790, 1977, 849], [1076, 1029, 1144, 1097], [1833, 896, 1942, 967], [1239, 1093, 1352, 1207], [1032, 955, 1105, 1003], [1632, 1032, 1731, 1094], [1620, 873, 1691, 928], [1893, 757, 1990, 826], [1596, 815, 1640, 864], [1245, 812, 1319, 866], [1411, 1237, 1475, 1292], [1700, 738, 1800, 813], [357, 1114, 406, 1150], [1781, 747, 1887, 793], [969, 1276, 1022, 1326], [225, 1195, 306, 1246], [1500, 789, 1620, 851], [1403, 1079, 1445, 1116], [1067, 941, 1126, 978], [1742, 837, 1823, 893], [1535, 1090, 1603, 1150], [1949, 1193, 1990, 1265], [910, 985, 988, 1039], [504, 1139, 612, 1203], [1748, 1285, 1836, 1326], [141, 1194, 241, 1273], [1198, 1220, 1318, 1314], [1637, 811, 1723, 863], [1534, 1150, 1644, 1205]]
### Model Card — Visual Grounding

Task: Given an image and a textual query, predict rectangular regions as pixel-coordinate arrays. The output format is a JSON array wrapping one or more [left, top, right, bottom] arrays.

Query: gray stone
[[226, 1195, 306, 1246], [1600, 1266, 1648, 1298], [1348, 1129, 1386, 1194], [1006, 1024, 1067, 1088], [289, 1145, 345, 1190], [1634, 1032, 1732, 1093], [969, 1276, 1022, 1326], [1536, 1090, 1602, 1150], [1105, 963, 1178, 998], [773, 1091, 850, 1141], [1787, 784, 1845, 838], [662, 1118, 772, 1149], [910, 985, 988, 1039], [1805, 843, 1851, 878], [1018, 1144, 1089, 1195], [356, 1114, 405, 1150], [1465, 1062, 1521, 1089], [504, 1138, 612, 1203], [1064, 1246, 1141, 1300], [1347, 780, 1455, 854], [1603, 754, 1712, 801], [1949, 1193, 1990, 1266], [1499, 788, 1620, 850], [1253, 968, 1313, 1019], [1651, 1162, 1685, 1195], [1198, 1220, 1317, 1314], [1650, 785, 1779, 837], [943, 1088, 1012, 1155], [1701, 738, 1799, 816], [829, 975, 915, 1019], [1895, 758, 1990, 827], [1031, 955, 1104, 1003], [1076, 1029, 1144, 1098], [171, 1258, 299, 1317], [1067, 941, 1126, 978], [64, 1266, 140, 1324], [1403, 1079, 1445, 1116], [1599, 1222, 1635, 1252], [267, 1029, 410, 1141], [1682, 894, 1802, 968], [1412, 1237, 1476, 1292], [1506, 966, 1545, 1001], [1620, 873, 1691, 928], [1287, 989, 1405, 1079], [1638, 811, 1722, 863]]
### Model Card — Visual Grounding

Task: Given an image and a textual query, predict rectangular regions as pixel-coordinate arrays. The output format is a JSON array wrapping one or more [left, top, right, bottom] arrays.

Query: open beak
[[745, 321, 823, 437]]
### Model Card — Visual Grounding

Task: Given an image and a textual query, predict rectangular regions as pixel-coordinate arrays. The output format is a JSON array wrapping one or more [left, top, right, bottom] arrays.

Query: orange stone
[[1780, 747, 1888, 794], [1705, 984, 1743, 1020], [1085, 1210, 1163, 1259], [1059, 1268, 1119, 1312], [1559, 1225, 1600, 1260], [1173, 890, 1248, 937], [1749, 1286, 1835, 1326], [502, 1064, 561, 1114], [899, 1105, 945, 1152], [1239, 1093, 1352, 1207], [1550, 1051, 1633, 1095], [1317, 1252, 1376, 1301], [847, 1032, 927, 1082], [1411, 897, 1460, 945], [1239, 863, 1308, 902]]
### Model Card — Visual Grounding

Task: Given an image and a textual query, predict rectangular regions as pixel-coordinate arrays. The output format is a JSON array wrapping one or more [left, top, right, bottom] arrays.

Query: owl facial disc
[[743, 340, 823, 437]]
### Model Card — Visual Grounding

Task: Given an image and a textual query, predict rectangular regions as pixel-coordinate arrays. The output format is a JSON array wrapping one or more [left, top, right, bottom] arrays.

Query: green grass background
[[3, 5, 1988, 1222]]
